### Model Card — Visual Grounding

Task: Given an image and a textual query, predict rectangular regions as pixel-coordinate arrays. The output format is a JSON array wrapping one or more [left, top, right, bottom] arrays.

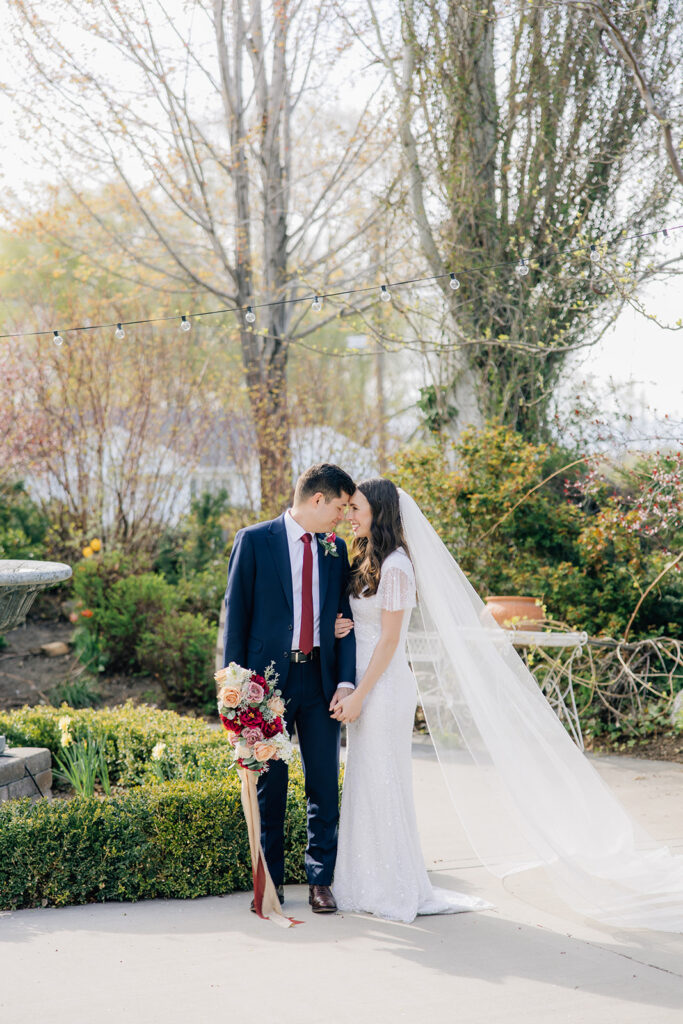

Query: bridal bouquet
[[216, 661, 299, 927], [216, 661, 293, 774]]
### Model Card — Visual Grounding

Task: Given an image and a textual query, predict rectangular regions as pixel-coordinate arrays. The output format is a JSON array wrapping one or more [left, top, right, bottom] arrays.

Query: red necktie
[[299, 533, 313, 654]]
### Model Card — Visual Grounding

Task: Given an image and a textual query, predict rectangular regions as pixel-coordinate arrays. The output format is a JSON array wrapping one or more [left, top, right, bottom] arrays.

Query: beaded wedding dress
[[333, 548, 491, 923]]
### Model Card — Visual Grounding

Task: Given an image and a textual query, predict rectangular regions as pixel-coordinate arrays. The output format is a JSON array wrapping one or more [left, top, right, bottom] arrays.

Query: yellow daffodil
[[82, 546, 93, 559], [90, 538, 102, 552]]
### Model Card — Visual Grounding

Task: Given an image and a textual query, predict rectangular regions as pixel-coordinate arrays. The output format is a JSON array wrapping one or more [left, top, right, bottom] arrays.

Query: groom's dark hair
[[294, 463, 355, 504]]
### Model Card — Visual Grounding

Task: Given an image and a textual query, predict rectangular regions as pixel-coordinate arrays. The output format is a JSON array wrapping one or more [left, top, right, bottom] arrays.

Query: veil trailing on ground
[[398, 488, 683, 932]]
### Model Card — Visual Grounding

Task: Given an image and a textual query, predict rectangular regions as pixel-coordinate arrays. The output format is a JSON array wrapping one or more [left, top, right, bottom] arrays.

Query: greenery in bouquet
[[216, 662, 293, 774]]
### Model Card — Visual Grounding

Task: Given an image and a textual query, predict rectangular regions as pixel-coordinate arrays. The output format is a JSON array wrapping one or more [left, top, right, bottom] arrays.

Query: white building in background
[[187, 423, 378, 516], [24, 418, 379, 531]]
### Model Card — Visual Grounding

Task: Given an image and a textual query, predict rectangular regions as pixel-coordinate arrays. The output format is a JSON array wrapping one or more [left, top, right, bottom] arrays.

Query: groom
[[223, 463, 356, 913]]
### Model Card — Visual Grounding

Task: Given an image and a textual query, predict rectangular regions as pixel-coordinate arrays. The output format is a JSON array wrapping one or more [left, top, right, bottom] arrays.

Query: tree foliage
[[392, 425, 683, 639], [364, 0, 682, 437], [5, 0, 393, 511]]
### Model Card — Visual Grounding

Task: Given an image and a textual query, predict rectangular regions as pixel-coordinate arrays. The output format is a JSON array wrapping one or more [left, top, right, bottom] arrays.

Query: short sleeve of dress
[[377, 553, 416, 612]]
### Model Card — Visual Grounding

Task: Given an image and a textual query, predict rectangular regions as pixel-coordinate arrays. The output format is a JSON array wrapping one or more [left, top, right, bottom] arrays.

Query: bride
[[331, 477, 491, 922], [331, 478, 683, 932]]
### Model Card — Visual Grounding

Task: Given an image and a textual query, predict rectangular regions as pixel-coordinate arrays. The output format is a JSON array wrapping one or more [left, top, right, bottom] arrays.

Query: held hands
[[331, 690, 363, 724], [335, 613, 354, 639]]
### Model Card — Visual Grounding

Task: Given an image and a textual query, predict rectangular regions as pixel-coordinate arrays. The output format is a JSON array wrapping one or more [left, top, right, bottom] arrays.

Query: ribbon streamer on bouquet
[[238, 767, 303, 928]]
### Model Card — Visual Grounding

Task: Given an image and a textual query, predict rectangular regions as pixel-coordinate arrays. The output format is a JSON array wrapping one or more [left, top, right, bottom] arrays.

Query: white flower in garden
[[151, 741, 167, 761], [58, 715, 73, 748]]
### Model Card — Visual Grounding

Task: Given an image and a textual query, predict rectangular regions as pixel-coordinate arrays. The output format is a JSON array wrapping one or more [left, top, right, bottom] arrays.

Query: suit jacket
[[223, 512, 356, 702]]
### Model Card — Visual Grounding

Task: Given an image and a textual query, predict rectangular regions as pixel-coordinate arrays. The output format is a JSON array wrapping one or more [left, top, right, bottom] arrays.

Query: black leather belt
[[289, 647, 320, 663]]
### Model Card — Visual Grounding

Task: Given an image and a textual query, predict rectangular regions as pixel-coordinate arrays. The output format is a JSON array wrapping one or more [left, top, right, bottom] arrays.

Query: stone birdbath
[[0, 559, 73, 634]]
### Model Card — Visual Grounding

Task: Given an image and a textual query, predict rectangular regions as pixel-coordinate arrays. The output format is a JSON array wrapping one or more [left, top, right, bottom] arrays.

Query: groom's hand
[[329, 685, 353, 713]]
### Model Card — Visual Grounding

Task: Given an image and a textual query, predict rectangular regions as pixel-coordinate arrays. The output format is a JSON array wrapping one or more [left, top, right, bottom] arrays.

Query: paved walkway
[[1, 746, 682, 1024]]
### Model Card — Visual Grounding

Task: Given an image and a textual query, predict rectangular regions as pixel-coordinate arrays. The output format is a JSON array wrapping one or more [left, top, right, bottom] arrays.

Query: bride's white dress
[[333, 548, 491, 923]]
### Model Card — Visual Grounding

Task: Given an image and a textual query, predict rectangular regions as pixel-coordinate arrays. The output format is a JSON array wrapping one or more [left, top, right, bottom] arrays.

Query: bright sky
[[563, 274, 683, 423]]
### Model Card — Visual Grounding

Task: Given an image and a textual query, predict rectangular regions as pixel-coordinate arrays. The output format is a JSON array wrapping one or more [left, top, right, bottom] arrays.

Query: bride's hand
[[334, 613, 354, 639], [332, 691, 363, 724]]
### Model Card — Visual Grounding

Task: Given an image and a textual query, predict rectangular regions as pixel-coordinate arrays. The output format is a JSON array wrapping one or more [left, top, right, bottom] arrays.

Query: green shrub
[[0, 779, 254, 909], [91, 573, 178, 672], [73, 567, 177, 673], [0, 702, 224, 786], [154, 490, 232, 583], [137, 611, 216, 708], [72, 555, 218, 701], [392, 426, 683, 639], [0, 480, 49, 560], [0, 702, 311, 909], [71, 549, 153, 613], [175, 561, 226, 625]]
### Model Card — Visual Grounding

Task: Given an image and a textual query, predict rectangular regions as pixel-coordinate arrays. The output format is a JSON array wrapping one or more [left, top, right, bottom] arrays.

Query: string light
[[115, 323, 125, 340], [2, 220, 678, 345]]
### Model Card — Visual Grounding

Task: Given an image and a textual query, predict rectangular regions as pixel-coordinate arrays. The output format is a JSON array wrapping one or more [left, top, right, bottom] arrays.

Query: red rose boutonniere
[[319, 532, 339, 557]]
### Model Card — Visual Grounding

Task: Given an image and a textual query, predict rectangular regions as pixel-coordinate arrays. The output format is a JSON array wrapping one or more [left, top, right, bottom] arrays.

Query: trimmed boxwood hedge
[[0, 704, 311, 910]]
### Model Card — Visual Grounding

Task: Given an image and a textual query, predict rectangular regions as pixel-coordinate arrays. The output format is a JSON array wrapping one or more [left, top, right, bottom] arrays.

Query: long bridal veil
[[399, 488, 683, 932]]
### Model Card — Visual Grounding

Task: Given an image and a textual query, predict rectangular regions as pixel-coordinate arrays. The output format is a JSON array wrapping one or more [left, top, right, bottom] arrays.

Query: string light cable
[[1, 222, 679, 346]]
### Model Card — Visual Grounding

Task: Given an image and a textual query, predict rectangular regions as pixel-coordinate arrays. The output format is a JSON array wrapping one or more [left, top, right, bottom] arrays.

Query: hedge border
[[0, 704, 310, 910]]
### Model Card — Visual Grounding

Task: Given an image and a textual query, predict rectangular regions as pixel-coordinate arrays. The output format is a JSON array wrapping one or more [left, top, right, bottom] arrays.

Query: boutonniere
[[318, 532, 339, 557]]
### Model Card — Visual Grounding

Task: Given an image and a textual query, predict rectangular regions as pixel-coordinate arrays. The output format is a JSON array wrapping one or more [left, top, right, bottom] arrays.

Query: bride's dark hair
[[349, 478, 410, 598]]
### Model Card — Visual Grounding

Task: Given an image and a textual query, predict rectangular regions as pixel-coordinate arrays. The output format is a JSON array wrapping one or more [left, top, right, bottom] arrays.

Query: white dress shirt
[[285, 509, 354, 690], [285, 509, 321, 649]]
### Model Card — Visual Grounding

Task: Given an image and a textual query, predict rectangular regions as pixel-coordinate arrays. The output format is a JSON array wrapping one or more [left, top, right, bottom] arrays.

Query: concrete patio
[[1, 745, 682, 1023]]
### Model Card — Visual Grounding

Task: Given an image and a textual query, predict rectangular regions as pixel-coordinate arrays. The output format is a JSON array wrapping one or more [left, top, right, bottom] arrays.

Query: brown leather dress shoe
[[250, 885, 284, 913], [309, 884, 337, 913]]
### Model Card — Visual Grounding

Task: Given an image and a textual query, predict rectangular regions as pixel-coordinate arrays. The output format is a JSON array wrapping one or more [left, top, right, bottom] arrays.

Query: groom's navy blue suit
[[223, 512, 356, 886]]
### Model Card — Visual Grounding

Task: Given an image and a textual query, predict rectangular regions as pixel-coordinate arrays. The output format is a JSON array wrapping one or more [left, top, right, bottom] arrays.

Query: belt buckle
[[291, 648, 316, 663]]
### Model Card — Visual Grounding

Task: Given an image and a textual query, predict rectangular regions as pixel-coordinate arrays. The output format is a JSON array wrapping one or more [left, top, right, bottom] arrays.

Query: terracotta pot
[[484, 595, 544, 631]]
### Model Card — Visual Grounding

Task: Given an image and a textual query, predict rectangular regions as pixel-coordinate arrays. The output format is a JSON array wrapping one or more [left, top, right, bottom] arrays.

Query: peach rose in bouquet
[[219, 684, 242, 708], [252, 740, 279, 762], [268, 695, 285, 716]]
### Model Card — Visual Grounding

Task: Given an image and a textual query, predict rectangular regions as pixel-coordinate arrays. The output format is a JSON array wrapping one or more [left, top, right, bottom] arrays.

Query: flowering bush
[[392, 426, 682, 639]]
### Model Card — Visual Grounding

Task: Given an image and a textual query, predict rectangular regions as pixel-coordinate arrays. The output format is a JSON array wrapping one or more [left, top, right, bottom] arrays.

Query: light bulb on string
[[380, 284, 391, 302], [589, 244, 600, 263], [180, 315, 192, 332], [517, 258, 529, 277], [449, 273, 460, 291], [662, 228, 670, 245], [311, 296, 323, 312], [53, 330, 64, 347], [115, 323, 125, 340], [245, 306, 256, 323]]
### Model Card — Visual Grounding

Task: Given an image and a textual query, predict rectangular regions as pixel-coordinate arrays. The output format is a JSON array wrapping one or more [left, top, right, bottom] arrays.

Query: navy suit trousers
[[257, 659, 341, 887]]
